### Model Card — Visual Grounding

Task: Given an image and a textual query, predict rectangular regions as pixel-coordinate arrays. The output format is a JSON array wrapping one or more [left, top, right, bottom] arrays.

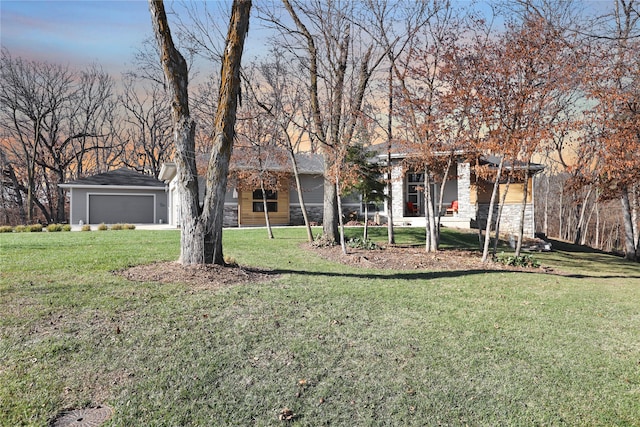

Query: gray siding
[[69, 188, 167, 225], [289, 174, 324, 204]]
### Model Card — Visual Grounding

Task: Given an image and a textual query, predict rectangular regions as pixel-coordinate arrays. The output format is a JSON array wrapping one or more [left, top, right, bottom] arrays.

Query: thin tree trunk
[[574, 185, 593, 246], [386, 66, 395, 245], [260, 178, 274, 239], [582, 198, 598, 246], [621, 188, 638, 261], [435, 155, 453, 247], [515, 164, 531, 257], [493, 174, 511, 256], [482, 157, 505, 263], [336, 174, 347, 255], [289, 151, 313, 242], [363, 201, 369, 241], [424, 169, 437, 252], [631, 184, 639, 253], [543, 172, 549, 236], [558, 187, 563, 240], [595, 198, 601, 249]]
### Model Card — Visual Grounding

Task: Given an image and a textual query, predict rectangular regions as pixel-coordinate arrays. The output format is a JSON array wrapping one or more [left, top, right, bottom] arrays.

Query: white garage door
[[89, 194, 154, 224]]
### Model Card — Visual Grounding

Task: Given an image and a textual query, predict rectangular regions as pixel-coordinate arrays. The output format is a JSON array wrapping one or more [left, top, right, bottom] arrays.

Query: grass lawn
[[1, 227, 639, 426]]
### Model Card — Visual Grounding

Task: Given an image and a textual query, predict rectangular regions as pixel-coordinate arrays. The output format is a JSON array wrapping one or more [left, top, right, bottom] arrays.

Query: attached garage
[[59, 168, 168, 225]]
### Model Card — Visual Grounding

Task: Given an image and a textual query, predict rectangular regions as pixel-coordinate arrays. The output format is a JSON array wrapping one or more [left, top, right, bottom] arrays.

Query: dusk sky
[[1, 1, 615, 77], [2, 1, 160, 74]]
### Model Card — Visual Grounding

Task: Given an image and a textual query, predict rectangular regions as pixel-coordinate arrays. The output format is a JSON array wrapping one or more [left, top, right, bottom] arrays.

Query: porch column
[[390, 163, 404, 222], [457, 162, 473, 219]]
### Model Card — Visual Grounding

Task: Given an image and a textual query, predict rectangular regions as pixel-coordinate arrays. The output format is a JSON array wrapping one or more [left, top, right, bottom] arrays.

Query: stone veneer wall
[[475, 203, 535, 237], [290, 204, 324, 225], [223, 205, 238, 227]]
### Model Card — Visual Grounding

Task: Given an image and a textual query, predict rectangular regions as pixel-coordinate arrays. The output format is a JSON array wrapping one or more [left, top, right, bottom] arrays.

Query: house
[[59, 168, 168, 225], [158, 153, 361, 228], [382, 152, 544, 237]]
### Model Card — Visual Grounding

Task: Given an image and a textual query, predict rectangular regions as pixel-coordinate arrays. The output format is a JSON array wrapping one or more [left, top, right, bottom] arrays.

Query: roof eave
[[58, 184, 166, 190]]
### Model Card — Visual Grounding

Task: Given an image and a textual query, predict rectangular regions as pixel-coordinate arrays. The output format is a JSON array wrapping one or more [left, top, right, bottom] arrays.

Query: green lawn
[[1, 227, 639, 426]]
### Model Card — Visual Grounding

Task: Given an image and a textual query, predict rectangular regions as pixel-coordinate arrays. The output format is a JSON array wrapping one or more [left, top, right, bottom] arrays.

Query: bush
[[27, 224, 43, 232], [97, 223, 108, 231], [123, 224, 136, 230], [14, 225, 27, 233], [495, 252, 540, 268], [347, 237, 380, 250], [81, 224, 92, 232], [0, 225, 14, 233], [46, 224, 63, 232], [62, 224, 72, 232], [111, 223, 124, 230]]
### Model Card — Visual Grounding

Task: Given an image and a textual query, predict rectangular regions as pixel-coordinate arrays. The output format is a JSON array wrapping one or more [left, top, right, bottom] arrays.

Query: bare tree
[[260, 0, 388, 244], [583, 0, 640, 260], [245, 49, 316, 241], [0, 49, 115, 224], [119, 75, 174, 176], [149, 0, 251, 265]]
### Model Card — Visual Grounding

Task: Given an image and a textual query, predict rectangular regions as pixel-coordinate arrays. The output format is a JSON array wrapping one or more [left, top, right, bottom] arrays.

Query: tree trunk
[[323, 152, 339, 242], [493, 175, 511, 256], [515, 164, 530, 257], [632, 184, 639, 253], [558, 186, 564, 240], [621, 188, 638, 261], [259, 178, 274, 239], [149, 0, 251, 265], [543, 172, 549, 236], [336, 176, 347, 255], [574, 185, 592, 246], [289, 151, 313, 242], [435, 155, 453, 246], [424, 169, 437, 252], [386, 66, 395, 245], [482, 157, 505, 263], [201, 0, 251, 264], [363, 201, 369, 241], [595, 198, 601, 249]]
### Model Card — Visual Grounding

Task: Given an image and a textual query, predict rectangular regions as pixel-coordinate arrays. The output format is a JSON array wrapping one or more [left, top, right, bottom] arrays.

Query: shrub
[[311, 234, 336, 248], [81, 224, 92, 232], [0, 225, 14, 233], [110, 223, 124, 230], [347, 237, 380, 250], [97, 223, 108, 231], [123, 224, 136, 230], [28, 224, 43, 232], [47, 224, 63, 232], [62, 224, 72, 232], [14, 225, 27, 233], [495, 252, 540, 268]]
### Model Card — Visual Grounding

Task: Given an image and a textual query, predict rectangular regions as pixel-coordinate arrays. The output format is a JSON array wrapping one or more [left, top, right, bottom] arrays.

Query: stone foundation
[[223, 205, 238, 227], [290, 204, 323, 225], [475, 203, 534, 237]]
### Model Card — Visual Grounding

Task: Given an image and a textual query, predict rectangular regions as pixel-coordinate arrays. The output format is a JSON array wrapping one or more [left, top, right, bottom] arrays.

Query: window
[[406, 173, 424, 215], [252, 189, 278, 212]]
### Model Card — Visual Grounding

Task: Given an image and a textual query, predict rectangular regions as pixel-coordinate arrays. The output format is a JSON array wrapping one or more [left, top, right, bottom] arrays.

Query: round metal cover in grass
[[51, 405, 113, 427]]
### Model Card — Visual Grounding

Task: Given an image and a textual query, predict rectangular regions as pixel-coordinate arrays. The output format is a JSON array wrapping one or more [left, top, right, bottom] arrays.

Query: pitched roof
[[293, 152, 324, 174], [61, 168, 165, 188]]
